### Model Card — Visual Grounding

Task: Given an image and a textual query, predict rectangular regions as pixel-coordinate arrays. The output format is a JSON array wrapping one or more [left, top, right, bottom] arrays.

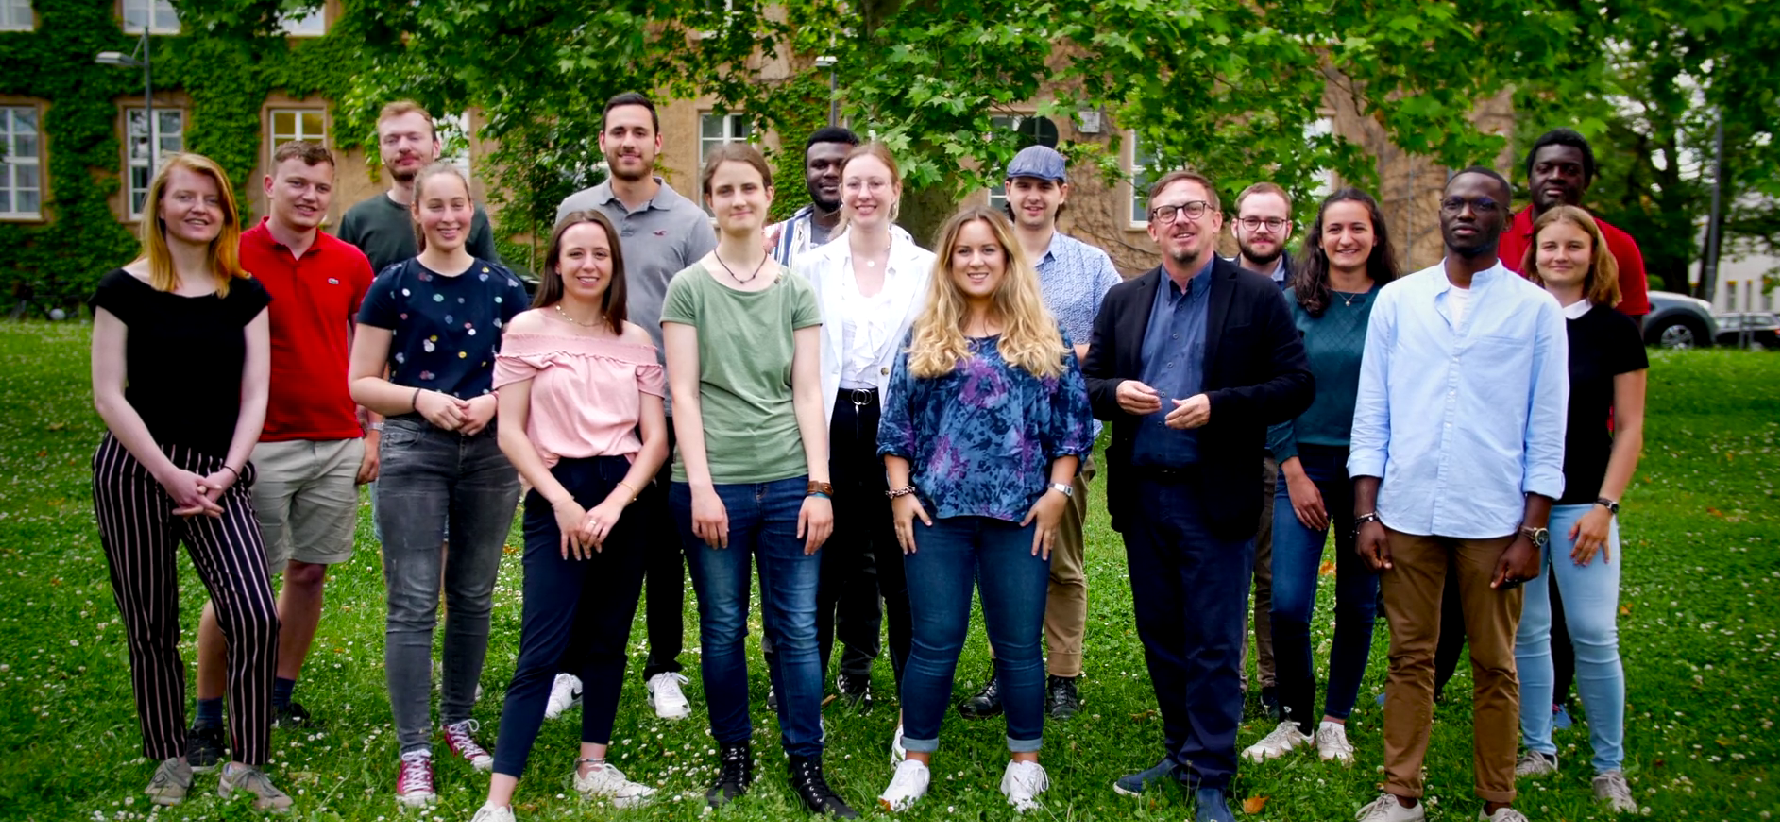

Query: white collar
[[1561, 299, 1592, 320]]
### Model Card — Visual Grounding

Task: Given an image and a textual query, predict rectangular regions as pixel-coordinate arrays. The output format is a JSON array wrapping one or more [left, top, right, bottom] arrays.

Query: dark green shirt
[[337, 192, 501, 274], [1266, 284, 1378, 460]]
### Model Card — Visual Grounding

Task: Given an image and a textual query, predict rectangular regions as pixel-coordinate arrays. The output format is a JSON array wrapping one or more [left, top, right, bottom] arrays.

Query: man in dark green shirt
[[338, 100, 501, 273]]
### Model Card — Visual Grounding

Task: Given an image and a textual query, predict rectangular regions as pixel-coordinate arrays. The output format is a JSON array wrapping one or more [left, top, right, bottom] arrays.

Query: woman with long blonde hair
[[874, 206, 1092, 813], [89, 153, 290, 811]]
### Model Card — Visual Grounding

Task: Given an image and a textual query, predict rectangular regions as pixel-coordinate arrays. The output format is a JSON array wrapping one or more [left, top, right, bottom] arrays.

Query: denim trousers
[[1269, 445, 1379, 732], [1515, 503, 1626, 773], [901, 516, 1051, 754], [674, 476, 825, 758], [376, 417, 520, 755], [491, 456, 647, 777], [1123, 475, 1255, 791]]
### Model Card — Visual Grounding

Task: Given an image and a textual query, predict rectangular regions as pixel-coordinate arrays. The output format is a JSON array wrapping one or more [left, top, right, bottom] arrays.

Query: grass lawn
[[0, 320, 1775, 821]]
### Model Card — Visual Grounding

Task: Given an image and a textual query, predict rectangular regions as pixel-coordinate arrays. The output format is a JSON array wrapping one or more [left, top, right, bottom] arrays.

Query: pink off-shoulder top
[[492, 328, 665, 467]]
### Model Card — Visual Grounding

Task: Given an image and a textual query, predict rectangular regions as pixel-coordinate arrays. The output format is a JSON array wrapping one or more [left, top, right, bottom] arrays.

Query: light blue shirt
[[1036, 231, 1121, 440], [1347, 262, 1569, 539]]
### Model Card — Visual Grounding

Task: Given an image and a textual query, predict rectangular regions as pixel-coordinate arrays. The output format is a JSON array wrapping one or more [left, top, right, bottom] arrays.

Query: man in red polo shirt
[[185, 142, 377, 766], [1499, 129, 1652, 324]]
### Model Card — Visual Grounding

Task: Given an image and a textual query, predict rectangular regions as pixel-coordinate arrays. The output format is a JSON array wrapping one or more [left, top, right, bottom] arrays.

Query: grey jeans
[[376, 417, 520, 754]]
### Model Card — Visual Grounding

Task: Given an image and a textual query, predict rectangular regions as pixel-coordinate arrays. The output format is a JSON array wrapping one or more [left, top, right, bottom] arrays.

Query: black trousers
[[1434, 569, 1575, 702], [818, 389, 909, 686], [640, 426, 687, 679]]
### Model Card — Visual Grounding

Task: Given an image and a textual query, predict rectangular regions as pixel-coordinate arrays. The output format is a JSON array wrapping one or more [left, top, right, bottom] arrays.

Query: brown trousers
[[1043, 455, 1094, 677], [1380, 528, 1522, 803]]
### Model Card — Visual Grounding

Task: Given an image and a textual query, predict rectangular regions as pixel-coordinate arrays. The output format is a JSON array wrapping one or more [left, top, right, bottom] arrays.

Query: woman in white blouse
[[802, 142, 935, 759]]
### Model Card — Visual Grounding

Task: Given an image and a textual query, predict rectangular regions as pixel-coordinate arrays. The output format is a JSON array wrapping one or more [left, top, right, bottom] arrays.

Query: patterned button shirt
[[1035, 231, 1122, 439]]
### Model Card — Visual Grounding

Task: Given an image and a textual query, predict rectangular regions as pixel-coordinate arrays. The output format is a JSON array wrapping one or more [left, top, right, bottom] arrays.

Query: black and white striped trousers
[[91, 433, 280, 765]]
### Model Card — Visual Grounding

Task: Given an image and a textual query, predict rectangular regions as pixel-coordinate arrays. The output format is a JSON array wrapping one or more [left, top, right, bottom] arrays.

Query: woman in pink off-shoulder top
[[474, 211, 670, 822]]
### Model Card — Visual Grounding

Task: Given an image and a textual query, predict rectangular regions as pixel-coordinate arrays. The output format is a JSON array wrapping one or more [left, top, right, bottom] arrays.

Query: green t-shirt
[[660, 264, 822, 484]]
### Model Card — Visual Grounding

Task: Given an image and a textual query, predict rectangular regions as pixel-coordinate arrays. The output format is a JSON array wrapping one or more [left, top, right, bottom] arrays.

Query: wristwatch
[[1047, 482, 1074, 498], [1595, 497, 1620, 515], [1519, 525, 1551, 549]]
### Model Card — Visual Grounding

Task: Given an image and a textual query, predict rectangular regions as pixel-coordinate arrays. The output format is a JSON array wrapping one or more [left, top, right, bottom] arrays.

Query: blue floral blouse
[[877, 333, 1094, 522]]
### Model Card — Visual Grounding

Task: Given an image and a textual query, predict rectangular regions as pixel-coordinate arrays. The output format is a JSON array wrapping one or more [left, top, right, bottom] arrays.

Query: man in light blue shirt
[[1349, 167, 1564, 822]]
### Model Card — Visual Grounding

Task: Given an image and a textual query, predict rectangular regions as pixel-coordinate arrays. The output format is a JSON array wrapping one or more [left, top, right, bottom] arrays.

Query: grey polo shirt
[[556, 178, 717, 413]]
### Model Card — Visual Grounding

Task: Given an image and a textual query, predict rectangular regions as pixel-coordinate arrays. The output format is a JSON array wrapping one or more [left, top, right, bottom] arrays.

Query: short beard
[[389, 167, 417, 183], [1446, 235, 1498, 259], [811, 194, 842, 214], [609, 163, 651, 183], [1238, 242, 1282, 267]]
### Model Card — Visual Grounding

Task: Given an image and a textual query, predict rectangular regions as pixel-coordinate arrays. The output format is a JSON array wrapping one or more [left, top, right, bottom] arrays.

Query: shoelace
[[229, 766, 284, 796], [149, 762, 185, 790], [445, 720, 489, 753], [398, 752, 433, 787], [794, 760, 840, 805]]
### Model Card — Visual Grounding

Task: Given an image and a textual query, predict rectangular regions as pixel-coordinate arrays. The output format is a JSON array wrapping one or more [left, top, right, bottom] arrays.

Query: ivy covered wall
[[0, 0, 368, 314]]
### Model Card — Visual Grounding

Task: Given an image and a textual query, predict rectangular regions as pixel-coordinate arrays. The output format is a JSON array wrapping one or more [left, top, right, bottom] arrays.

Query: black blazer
[[1083, 257, 1314, 540]]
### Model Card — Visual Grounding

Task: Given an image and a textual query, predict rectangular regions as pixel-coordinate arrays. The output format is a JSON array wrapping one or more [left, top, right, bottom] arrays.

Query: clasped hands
[[1116, 380, 1210, 429]]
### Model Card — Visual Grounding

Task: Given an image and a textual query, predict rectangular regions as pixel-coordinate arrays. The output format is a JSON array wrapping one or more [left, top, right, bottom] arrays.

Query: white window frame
[[987, 114, 1061, 211], [0, 105, 43, 220], [698, 112, 752, 214], [125, 107, 184, 221], [277, 6, 326, 36], [1128, 130, 1159, 229], [121, 0, 178, 33], [1, 0, 34, 31], [268, 108, 328, 166]]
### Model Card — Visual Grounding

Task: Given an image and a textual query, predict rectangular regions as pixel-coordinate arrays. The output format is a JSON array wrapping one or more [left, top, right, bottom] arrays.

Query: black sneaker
[[1046, 675, 1082, 720], [1259, 687, 1282, 723], [184, 725, 225, 773], [273, 701, 314, 728], [835, 672, 873, 712], [705, 741, 754, 808], [789, 754, 859, 818], [957, 670, 1003, 719]]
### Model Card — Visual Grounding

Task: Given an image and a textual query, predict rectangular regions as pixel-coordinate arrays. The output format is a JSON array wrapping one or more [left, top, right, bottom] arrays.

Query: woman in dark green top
[[1245, 189, 1399, 766]]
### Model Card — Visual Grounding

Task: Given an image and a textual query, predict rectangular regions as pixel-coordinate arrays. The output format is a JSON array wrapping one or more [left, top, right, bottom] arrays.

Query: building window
[[0, 106, 42, 219], [268, 109, 327, 164], [1, 0, 33, 31], [121, 0, 178, 33], [987, 115, 1060, 212], [1128, 131, 1159, 227], [278, 7, 325, 36], [126, 108, 183, 220], [699, 113, 752, 213]]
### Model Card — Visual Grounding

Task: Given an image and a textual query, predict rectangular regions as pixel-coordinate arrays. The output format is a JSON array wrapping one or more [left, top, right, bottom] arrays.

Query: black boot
[[705, 740, 754, 808], [1045, 674, 1082, 720], [957, 668, 1003, 719], [789, 754, 859, 818]]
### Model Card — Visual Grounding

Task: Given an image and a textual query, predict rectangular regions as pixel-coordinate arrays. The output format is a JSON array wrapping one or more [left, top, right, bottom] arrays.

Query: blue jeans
[[1269, 445, 1379, 731], [376, 418, 521, 755], [901, 516, 1051, 754], [673, 477, 825, 758], [1515, 503, 1625, 772]]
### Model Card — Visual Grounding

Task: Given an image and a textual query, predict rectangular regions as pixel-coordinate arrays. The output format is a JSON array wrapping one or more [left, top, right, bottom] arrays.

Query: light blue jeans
[[1514, 503, 1625, 773]]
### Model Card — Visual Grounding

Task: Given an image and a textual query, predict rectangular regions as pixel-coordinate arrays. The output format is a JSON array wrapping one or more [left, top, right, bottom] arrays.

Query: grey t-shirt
[[338, 192, 502, 274]]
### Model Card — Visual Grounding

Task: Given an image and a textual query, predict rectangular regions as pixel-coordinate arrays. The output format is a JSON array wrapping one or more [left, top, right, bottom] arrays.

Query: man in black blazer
[[1084, 169, 1313, 821]]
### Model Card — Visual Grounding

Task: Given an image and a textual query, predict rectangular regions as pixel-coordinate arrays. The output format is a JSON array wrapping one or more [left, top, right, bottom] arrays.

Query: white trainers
[[1515, 751, 1559, 777], [646, 672, 691, 720], [469, 805, 517, 822], [1243, 720, 1313, 763], [544, 674, 583, 720], [1593, 770, 1637, 812], [574, 760, 656, 809], [1315, 721, 1356, 763], [877, 759, 930, 812], [1478, 808, 1531, 822], [1356, 793, 1426, 821], [999, 760, 1049, 813], [890, 724, 907, 764]]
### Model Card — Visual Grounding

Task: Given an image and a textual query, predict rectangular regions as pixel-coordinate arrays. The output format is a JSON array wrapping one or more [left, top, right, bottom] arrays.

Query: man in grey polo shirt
[[547, 92, 717, 723]]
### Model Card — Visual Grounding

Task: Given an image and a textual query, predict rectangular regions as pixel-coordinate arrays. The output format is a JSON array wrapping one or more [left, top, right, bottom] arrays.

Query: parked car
[[1642, 290, 1779, 349]]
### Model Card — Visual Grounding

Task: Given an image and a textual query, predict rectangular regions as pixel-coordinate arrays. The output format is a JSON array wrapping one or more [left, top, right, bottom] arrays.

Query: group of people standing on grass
[[86, 86, 1648, 822]]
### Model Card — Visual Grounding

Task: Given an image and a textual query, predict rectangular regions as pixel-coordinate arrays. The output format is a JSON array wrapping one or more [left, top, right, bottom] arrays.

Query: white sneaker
[[890, 724, 907, 764], [469, 805, 516, 822], [544, 674, 583, 720], [1515, 751, 1559, 777], [1243, 720, 1313, 763], [877, 759, 929, 812], [1355, 793, 1426, 821], [646, 672, 691, 720], [1592, 770, 1637, 813], [574, 760, 656, 809], [1478, 808, 1531, 822], [999, 760, 1049, 813], [1315, 721, 1356, 763]]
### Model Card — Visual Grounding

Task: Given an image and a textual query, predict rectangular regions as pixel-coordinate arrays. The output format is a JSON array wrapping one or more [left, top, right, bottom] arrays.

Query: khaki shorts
[[250, 438, 365, 574]]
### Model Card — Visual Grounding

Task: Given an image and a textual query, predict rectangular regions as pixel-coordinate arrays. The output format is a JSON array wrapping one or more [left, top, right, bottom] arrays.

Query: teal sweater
[[1266, 285, 1379, 460]]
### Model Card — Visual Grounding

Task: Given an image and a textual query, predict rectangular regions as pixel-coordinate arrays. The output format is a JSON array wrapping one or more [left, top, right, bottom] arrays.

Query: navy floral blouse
[[877, 333, 1094, 522]]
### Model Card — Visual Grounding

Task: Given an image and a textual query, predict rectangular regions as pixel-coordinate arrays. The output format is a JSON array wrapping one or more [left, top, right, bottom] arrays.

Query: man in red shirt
[[186, 142, 377, 766], [1499, 129, 1652, 324]]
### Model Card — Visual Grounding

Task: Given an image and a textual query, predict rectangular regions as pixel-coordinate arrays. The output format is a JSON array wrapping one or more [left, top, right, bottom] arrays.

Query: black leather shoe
[[1046, 675, 1082, 720], [957, 669, 1003, 719], [1260, 686, 1283, 723], [184, 725, 225, 773], [273, 701, 314, 728], [789, 754, 859, 818], [835, 672, 873, 712], [705, 741, 754, 808]]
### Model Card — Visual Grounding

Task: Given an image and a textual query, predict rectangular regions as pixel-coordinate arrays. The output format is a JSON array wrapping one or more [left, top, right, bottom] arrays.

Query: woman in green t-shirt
[[660, 143, 857, 818]]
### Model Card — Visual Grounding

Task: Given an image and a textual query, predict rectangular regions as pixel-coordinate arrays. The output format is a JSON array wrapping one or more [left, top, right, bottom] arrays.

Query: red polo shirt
[[240, 219, 376, 442], [1500, 207, 1652, 316]]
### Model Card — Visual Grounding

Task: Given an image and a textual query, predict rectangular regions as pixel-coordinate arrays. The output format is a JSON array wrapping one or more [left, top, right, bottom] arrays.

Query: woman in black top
[[89, 153, 290, 811], [1511, 205, 1647, 813]]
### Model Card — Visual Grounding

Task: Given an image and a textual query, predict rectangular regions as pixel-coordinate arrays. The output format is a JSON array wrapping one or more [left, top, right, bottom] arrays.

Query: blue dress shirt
[[1131, 260, 1214, 467], [1347, 262, 1570, 538]]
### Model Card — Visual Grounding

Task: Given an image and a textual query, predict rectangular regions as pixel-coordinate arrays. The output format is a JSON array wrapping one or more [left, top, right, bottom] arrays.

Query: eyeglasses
[[1149, 200, 1211, 224], [1238, 216, 1288, 232], [1440, 197, 1502, 215]]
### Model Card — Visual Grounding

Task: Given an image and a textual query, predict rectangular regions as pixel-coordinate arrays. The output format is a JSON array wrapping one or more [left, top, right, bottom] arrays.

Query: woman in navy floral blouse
[[874, 206, 1093, 813]]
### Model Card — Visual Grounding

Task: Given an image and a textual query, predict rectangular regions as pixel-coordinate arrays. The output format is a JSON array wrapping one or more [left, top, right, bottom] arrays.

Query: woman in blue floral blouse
[[874, 206, 1093, 814]]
